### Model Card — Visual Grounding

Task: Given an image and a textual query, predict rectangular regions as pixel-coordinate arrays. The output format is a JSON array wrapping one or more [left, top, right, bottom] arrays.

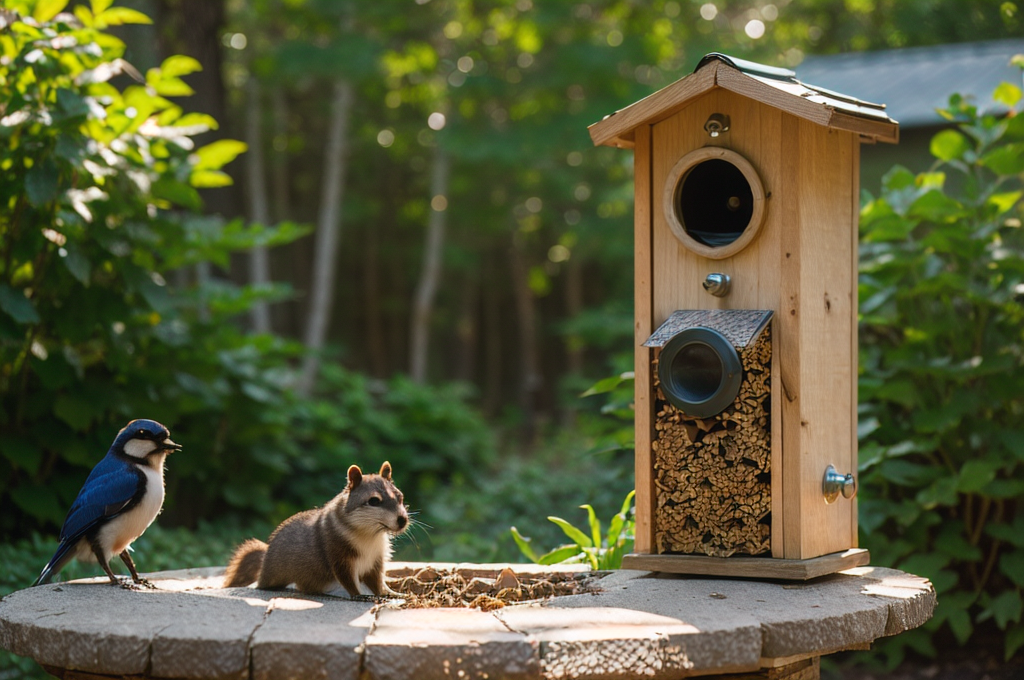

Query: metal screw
[[702, 272, 731, 297], [704, 113, 731, 138]]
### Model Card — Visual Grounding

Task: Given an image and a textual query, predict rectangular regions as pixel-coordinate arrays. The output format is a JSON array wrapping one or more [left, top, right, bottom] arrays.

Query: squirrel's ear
[[379, 461, 392, 480], [347, 465, 363, 489]]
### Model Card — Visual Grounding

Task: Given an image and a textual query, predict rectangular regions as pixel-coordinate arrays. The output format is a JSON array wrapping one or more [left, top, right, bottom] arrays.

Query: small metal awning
[[589, 52, 899, 149], [644, 309, 773, 349]]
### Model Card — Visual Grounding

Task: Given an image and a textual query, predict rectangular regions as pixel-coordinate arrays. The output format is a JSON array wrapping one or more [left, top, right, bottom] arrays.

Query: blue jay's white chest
[[89, 454, 167, 563]]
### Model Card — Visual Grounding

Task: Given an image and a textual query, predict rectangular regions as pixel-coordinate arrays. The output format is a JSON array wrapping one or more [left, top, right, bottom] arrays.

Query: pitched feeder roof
[[589, 52, 899, 149]]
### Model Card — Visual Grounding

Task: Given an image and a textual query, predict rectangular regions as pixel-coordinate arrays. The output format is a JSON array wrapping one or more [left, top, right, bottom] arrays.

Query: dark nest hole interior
[[385, 566, 600, 611]]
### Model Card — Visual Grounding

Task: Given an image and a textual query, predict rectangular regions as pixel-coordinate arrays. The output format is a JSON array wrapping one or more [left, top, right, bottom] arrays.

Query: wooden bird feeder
[[590, 53, 898, 579]]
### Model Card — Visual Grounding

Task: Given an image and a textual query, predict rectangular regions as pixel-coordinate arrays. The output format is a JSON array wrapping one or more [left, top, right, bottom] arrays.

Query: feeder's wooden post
[[633, 123, 655, 553]]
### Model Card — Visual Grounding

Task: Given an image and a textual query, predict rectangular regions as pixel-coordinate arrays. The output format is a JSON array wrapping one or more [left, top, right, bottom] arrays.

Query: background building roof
[[797, 39, 1024, 128]]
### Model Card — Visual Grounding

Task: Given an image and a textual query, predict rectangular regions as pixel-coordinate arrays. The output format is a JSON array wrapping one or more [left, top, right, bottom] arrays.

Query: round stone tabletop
[[0, 562, 934, 680]]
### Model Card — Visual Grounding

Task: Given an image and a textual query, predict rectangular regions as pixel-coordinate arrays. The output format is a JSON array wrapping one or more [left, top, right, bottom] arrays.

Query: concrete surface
[[0, 563, 935, 679]]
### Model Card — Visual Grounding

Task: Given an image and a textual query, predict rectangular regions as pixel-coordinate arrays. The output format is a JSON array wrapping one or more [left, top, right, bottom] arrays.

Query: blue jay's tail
[[32, 564, 55, 587], [32, 542, 75, 587]]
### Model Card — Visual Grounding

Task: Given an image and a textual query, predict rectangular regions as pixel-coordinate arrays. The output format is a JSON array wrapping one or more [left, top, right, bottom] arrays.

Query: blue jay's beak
[[160, 438, 182, 453]]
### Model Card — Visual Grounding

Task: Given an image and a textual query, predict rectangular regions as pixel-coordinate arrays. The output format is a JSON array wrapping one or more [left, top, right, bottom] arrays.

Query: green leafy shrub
[[858, 72, 1024, 664], [0, 0, 496, 543], [0, 0, 307, 536]]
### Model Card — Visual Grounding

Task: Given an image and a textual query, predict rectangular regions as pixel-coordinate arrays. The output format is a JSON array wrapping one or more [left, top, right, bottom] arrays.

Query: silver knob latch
[[703, 273, 731, 297], [704, 113, 731, 138], [823, 465, 857, 504]]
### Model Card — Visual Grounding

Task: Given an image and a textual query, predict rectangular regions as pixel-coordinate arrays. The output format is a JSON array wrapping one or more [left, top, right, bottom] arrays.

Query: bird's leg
[[98, 553, 131, 588], [119, 550, 155, 589], [89, 541, 136, 590]]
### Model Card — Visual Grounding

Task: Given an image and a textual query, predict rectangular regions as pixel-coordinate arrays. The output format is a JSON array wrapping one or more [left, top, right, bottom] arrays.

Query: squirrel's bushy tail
[[223, 538, 268, 587]]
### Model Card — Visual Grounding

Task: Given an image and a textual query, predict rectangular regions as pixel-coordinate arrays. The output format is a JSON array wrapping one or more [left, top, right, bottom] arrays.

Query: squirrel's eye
[[368, 497, 382, 507]]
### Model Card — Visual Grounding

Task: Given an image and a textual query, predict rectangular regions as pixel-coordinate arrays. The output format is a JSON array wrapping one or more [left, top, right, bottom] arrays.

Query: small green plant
[[511, 490, 635, 570]]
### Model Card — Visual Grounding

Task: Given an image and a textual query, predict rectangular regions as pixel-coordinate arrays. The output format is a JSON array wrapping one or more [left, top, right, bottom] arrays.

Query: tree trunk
[[409, 147, 451, 383], [482, 253, 503, 418], [364, 183, 387, 377], [455, 266, 479, 383], [298, 79, 355, 395], [562, 256, 584, 427], [245, 76, 272, 334], [509, 238, 541, 445], [270, 85, 290, 221]]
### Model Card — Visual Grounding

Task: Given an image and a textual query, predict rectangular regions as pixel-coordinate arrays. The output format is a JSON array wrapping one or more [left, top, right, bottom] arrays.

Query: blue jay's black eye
[[368, 497, 382, 507]]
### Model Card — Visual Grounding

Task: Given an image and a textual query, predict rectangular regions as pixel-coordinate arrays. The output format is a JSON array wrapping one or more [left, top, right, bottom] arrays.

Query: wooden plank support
[[633, 123, 655, 554], [621, 548, 869, 581]]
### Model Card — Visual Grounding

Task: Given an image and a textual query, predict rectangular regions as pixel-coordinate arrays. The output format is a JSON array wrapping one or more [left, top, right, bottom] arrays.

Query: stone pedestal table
[[0, 562, 935, 680]]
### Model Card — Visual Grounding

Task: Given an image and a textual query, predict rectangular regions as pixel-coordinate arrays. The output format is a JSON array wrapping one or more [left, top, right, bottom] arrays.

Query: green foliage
[[858, 77, 1024, 664], [0, 2, 496, 543], [0, 2, 297, 535], [511, 489, 635, 570]]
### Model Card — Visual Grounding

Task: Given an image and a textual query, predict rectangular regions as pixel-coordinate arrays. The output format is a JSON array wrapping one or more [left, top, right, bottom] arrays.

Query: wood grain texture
[[589, 62, 718, 147], [653, 89, 788, 555], [778, 113, 803, 560], [850, 133, 861, 548], [620, 548, 869, 580], [649, 92, 861, 561], [793, 122, 857, 558], [633, 124, 655, 554], [718, 658, 820, 680]]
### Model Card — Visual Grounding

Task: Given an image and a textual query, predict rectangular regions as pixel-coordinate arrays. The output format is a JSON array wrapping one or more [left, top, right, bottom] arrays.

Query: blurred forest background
[[1, 1, 1023, 678]]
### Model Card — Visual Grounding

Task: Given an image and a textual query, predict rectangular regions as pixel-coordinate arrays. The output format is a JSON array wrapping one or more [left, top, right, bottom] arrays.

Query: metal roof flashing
[[695, 52, 797, 81], [588, 52, 899, 148]]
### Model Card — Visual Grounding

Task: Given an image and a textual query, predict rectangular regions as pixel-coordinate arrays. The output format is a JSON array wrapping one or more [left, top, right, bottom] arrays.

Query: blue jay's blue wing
[[34, 455, 143, 585], [58, 454, 143, 543]]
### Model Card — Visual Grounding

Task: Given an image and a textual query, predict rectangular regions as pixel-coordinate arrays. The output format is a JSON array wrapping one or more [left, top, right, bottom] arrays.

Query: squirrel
[[222, 461, 409, 598]]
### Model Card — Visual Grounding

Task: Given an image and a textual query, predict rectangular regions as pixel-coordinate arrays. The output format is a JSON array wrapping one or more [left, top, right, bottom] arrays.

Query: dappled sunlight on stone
[[269, 597, 323, 611]]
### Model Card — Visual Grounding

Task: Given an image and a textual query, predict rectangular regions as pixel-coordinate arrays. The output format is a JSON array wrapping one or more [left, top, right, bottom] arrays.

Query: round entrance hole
[[678, 159, 754, 247], [658, 328, 742, 418], [663, 147, 766, 260]]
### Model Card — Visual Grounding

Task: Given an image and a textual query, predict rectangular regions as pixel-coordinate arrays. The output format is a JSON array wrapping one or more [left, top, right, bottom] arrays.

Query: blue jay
[[33, 419, 181, 588]]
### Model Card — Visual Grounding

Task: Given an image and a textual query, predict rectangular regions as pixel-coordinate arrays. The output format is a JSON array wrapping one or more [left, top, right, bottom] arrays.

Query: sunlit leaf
[[33, 0, 69, 23], [190, 169, 233, 188], [580, 504, 600, 548], [152, 76, 194, 97], [929, 129, 970, 162], [95, 7, 152, 26], [537, 545, 580, 565], [993, 82, 1022, 107], [547, 516, 593, 548], [989, 191, 1022, 216], [160, 55, 202, 78], [510, 527, 538, 563], [193, 139, 247, 171]]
